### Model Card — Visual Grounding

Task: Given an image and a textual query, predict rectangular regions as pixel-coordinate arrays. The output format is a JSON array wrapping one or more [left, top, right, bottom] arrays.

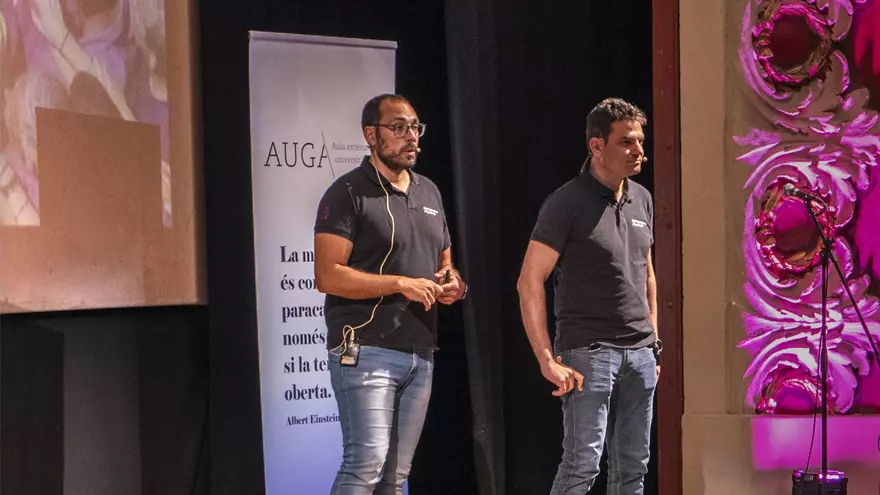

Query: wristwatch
[[459, 282, 468, 301]]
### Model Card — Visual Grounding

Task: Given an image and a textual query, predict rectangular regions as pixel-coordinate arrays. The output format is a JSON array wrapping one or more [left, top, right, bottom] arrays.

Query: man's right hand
[[541, 356, 584, 397], [398, 278, 444, 311]]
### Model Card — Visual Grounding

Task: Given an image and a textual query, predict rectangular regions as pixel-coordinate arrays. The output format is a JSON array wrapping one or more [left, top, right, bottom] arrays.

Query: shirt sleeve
[[530, 191, 574, 254], [314, 180, 357, 240]]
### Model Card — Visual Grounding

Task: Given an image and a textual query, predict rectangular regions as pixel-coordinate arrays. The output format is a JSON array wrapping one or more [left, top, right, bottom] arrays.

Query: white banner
[[249, 31, 397, 494]]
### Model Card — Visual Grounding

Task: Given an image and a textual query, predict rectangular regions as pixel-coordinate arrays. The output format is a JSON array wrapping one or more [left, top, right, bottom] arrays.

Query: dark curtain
[[0, 322, 64, 495], [445, 2, 655, 493], [137, 308, 210, 495], [0, 307, 209, 495], [444, 1, 506, 494]]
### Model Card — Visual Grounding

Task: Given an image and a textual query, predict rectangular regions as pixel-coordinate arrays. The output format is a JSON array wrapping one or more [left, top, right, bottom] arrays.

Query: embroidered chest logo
[[631, 218, 647, 228], [423, 206, 439, 216]]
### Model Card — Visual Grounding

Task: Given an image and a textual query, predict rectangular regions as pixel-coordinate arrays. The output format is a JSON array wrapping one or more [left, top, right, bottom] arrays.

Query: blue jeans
[[327, 346, 434, 495], [550, 344, 657, 495]]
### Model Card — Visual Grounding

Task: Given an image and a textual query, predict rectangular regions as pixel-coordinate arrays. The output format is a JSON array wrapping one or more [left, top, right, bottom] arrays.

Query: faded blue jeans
[[550, 344, 657, 495], [327, 346, 433, 495]]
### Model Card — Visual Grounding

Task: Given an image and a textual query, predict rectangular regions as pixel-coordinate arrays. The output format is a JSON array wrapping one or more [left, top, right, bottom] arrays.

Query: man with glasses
[[314, 93, 466, 494], [518, 98, 659, 495]]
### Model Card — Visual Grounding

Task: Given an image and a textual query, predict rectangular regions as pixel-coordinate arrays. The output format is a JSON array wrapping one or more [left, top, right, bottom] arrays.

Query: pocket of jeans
[[568, 343, 603, 357]]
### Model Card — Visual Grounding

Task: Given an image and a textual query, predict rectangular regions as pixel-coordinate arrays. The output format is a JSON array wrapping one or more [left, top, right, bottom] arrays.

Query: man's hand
[[541, 356, 584, 397], [398, 278, 443, 311], [434, 268, 463, 304]]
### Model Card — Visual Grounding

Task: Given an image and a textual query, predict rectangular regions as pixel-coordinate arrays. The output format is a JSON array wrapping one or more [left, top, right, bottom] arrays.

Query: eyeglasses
[[373, 122, 426, 138]]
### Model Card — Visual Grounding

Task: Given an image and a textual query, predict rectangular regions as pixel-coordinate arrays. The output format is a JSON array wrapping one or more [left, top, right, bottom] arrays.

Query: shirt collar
[[579, 160, 630, 203]]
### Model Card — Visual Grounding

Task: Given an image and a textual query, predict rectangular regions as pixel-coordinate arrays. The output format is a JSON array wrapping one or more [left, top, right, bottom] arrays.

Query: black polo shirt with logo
[[314, 156, 451, 351], [530, 165, 656, 352]]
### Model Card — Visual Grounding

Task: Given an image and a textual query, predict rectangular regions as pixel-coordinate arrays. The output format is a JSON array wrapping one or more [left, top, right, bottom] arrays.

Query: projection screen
[[0, 0, 204, 312]]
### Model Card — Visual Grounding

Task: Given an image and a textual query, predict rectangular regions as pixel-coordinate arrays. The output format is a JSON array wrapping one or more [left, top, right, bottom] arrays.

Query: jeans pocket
[[587, 342, 603, 352]]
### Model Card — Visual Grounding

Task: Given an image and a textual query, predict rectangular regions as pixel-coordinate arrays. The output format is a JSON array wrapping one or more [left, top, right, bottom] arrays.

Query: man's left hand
[[435, 268, 464, 304]]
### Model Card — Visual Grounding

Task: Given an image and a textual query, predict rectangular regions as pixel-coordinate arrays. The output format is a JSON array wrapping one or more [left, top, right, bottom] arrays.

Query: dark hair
[[361, 94, 412, 129], [586, 97, 647, 142]]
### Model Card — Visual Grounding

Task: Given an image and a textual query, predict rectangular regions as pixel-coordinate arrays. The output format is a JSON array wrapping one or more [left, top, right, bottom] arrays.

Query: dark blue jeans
[[327, 346, 433, 495], [550, 344, 657, 495]]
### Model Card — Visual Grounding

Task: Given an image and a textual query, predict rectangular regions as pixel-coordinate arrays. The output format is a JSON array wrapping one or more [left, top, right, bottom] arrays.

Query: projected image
[[0, 0, 168, 226]]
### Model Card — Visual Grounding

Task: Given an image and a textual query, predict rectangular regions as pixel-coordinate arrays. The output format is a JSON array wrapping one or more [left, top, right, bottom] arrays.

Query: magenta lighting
[[736, 0, 880, 416]]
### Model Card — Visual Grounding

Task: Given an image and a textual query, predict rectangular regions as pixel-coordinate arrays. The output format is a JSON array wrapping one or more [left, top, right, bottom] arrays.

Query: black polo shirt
[[314, 157, 451, 351], [530, 165, 656, 352]]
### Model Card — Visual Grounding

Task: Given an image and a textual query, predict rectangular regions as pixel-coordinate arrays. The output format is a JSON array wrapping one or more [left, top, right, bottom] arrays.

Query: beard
[[376, 137, 417, 171]]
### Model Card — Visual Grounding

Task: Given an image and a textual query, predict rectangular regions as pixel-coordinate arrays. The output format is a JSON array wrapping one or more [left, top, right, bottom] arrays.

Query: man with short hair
[[314, 93, 466, 495], [517, 97, 660, 495]]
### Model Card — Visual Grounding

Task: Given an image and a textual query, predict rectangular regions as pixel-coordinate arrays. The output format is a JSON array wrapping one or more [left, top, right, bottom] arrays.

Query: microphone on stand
[[783, 183, 825, 204]]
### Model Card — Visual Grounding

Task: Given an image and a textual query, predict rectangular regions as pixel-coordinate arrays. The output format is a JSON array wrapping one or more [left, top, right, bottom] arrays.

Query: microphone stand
[[802, 196, 880, 489]]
